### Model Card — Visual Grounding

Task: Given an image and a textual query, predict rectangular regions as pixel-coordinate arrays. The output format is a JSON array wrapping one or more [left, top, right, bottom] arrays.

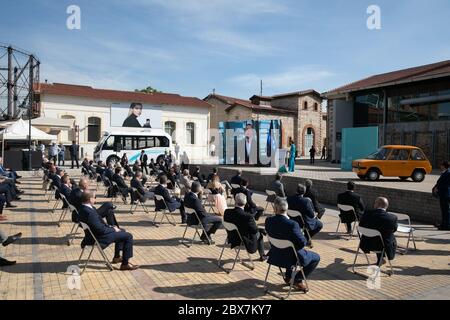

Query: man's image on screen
[[245, 123, 254, 164], [122, 103, 143, 128]]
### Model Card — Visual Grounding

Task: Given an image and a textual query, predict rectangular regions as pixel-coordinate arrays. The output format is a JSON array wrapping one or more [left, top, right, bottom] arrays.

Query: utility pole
[[260, 80, 263, 96], [28, 55, 34, 171]]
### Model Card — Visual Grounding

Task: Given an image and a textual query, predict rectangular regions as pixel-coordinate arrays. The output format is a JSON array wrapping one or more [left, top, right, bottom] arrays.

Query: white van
[[93, 130, 172, 165]]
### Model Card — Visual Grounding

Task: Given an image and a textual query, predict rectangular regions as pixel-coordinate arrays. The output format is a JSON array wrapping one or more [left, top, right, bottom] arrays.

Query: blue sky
[[1, 0, 450, 99]]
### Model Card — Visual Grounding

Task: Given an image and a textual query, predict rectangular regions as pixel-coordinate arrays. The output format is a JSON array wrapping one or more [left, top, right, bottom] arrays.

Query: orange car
[[352, 145, 432, 182]]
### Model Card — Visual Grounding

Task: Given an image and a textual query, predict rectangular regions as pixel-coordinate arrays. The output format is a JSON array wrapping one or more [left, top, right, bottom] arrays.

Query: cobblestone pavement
[[0, 175, 449, 300]]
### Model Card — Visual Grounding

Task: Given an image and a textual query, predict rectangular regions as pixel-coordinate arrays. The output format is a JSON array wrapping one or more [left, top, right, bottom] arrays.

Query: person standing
[[48, 143, 58, 163], [139, 150, 148, 175], [39, 143, 45, 156], [288, 138, 296, 173], [210, 141, 216, 157], [320, 145, 326, 160], [433, 161, 450, 231], [70, 141, 80, 169], [58, 143, 66, 167], [309, 145, 316, 165]]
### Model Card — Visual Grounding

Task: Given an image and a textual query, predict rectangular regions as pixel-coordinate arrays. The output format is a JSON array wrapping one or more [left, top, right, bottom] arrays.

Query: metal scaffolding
[[0, 44, 40, 121], [0, 44, 41, 170]]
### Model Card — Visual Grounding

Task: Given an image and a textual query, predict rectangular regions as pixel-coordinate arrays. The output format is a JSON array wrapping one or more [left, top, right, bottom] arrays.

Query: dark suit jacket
[[287, 194, 318, 230], [69, 144, 79, 156], [112, 173, 128, 189], [337, 191, 365, 223], [230, 175, 243, 186], [435, 169, 450, 199], [267, 180, 285, 202], [69, 187, 83, 211], [130, 177, 146, 196], [359, 209, 398, 260], [139, 153, 148, 165], [60, 184, 72, 207], [184, 192, 208, 225], [192, 171, 205, 185], [265, 215, 313, 267], [78, 205, 115, 248], [305, 186, 324, 214], [154, 184, 180, 212], [224, 207, 259, 253], [104, 168, 114, 180]]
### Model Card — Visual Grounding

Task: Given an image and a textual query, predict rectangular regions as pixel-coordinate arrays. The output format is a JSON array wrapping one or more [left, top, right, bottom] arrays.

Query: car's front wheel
[[367, 169, 380, 181], [411, 169, 425, 182]]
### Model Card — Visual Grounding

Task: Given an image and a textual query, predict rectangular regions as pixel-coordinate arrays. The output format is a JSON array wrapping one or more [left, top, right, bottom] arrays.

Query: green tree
[[135, 86, 161, 94]]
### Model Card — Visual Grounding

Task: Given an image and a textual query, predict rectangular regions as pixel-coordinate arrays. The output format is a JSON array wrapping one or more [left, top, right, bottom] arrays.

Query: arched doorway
[[304, 127, 315, 156]]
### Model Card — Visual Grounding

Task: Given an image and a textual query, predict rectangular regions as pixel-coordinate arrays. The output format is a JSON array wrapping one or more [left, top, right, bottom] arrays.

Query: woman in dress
[[206, 174, 228, 215], [289, 138, 296, 173], [122, 103, 143, 128]]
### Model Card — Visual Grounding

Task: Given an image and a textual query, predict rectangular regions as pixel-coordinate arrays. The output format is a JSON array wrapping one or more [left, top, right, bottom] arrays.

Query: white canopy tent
[[0, 118, 57, 158]]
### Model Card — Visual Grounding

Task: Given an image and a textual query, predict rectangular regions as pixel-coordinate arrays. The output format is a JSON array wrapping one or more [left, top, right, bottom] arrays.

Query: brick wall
[[191, 164, 442, 225]]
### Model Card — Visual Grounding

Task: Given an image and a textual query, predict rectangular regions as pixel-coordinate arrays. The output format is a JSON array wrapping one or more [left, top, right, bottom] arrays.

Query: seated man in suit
[[305, 179, 325, 220], [149, 158, 159, 176], [51, 168, 64, 199], [224, 193, 266, 261], [359, 197, 398, 265], [192, 166, 206, 187], [104, 163, 114, 181], [230, 170, 243, 186], [112, 167, 132, 202], [0, 178, 18, 208], [267, 173, 286, 203], [265, 198, 320, 292], [154, 175, 186, 223], [337, 181, 366, 234], [232, 179, 264, 221], [184, 182, 222, 245], [78, 192, 138, 271], [130, 171, 154, 203], [0, 157, 21, 181], [287, 184, 323, 242], [69, 178, 119, 227], [60, 175, 73, 208], [96, 161, 106, 176]]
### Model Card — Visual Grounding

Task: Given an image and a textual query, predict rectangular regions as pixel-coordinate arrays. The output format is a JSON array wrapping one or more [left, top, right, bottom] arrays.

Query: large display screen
[[218, 120, 281, 167], [111, 102, 162, 129]]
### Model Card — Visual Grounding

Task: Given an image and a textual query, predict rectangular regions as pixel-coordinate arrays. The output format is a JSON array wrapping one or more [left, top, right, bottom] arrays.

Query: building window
[[164, 121, 176, 142], [61, 115, 76, 142], [303, 101, 308, 110], [186, 122, 195, 145], [314, 103, 319, 111], [87, 117, 101, 142]]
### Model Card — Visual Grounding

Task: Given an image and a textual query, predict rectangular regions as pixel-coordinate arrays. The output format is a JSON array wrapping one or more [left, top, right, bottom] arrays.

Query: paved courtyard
[[0, 174, 449, 300]]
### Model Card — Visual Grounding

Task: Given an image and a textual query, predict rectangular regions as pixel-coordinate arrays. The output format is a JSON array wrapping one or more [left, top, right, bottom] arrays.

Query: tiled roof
[[35, 83, 212, 108], [205, 94, 297, 114], [323, 60, 450, 97]]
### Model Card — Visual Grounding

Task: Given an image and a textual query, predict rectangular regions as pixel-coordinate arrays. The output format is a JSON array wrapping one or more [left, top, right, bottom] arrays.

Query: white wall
[[40, 94, 210, 163]]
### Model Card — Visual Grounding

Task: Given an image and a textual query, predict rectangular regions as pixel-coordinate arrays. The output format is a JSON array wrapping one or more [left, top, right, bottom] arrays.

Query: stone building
[[204, 90, 327, 156], [322, 59, 450, 167]]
